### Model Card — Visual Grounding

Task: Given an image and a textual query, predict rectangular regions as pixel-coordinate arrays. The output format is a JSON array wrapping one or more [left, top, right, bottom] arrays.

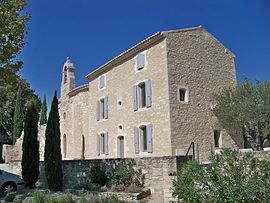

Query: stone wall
[[165, 27, 243, 161], [9, 156, 185, 203], [2, 125, 46, 163]]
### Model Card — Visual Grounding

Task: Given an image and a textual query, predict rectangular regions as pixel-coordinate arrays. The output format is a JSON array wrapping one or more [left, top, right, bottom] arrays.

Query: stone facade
[[59, 26, 242, 162], [165, 28, 243, 160], [2, 125, 46, 163]]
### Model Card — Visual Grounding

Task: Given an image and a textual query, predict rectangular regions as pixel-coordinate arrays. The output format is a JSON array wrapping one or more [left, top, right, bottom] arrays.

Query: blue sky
[[19, 0, 270, 104]]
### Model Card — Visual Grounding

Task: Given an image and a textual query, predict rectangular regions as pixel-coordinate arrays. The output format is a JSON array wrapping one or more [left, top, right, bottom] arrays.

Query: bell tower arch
[[61, 57, 75, 98]]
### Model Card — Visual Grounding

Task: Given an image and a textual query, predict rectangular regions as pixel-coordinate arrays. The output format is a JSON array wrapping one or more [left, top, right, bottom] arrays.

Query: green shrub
[[87, 162, 112, 186], [33, 190, 46, 203], [111, 162, 135, 186], [173, 149, 270, 203]]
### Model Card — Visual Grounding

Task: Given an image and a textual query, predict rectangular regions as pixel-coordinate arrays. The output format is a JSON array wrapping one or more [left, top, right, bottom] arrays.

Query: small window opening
[[63, 134, 67, 158], [119, 125, 123, 130], [64, 66, 67, 84], [139, 125, 147, 152], [138, 82, 146, 108], [63, 112, 66, 119], [100, 133, 105, 154], [100, 98, 105, 119], [179, 88, 188, 102], [214, 130, 221, 148], [118, 101, 122, 106]]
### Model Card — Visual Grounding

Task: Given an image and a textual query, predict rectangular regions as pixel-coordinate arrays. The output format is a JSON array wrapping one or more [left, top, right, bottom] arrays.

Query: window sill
[[135, 106, 151, 112], [98, 118, 108, 122], [135, 151, 152, 155], [179, 101, 189, 104]]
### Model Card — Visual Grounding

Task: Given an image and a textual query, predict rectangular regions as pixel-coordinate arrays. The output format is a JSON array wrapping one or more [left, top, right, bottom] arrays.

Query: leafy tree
[[0, 0, 41, 142], [0, 79, 41, 142], [0, 0, 29, 82], [21, 101, 39, 188], [12, 86, 24, 144], [44, 91, 63, 191], [212, 78, 270, 150], [173, 149, 270, 203], [39, 96, 47, 125]]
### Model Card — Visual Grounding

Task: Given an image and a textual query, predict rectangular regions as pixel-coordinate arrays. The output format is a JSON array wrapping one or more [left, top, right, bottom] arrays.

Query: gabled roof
[[86, 26, 234, 81]]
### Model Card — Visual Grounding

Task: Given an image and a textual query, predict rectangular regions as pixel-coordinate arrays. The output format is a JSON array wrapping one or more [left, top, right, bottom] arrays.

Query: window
[[134, 124, 153, 153], [100, 133, 105, 154], [99, 75, 106, 90], [63, 66, 67, 83], [138, 82, 146, 108], [96, 96, 108, 121], [178, 87, 188, 102], [100, 98, 105, 119], [81, 135, 85, 159], [97, 132, 108, 155], [63, 134, 67, 158], [140, 126, 147, 152], [214, 130, 221, 148], [136, 52, 145, 70], [132, 80, 151, 111]]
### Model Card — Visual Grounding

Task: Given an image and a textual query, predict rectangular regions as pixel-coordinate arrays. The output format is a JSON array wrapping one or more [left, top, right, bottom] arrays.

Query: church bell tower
[[61, 57, 75, 98]]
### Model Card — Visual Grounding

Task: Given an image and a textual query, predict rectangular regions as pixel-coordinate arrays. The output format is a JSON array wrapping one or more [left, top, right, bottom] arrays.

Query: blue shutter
[[137, 53, 145, 70], [96, 100, 100, 121], [146, 124, 153, 153], [104, 96, 108, 119], [134, 127, 139, 154], [145, 79, 152, 108], [132, 85, 138, 111], [97, 134, 100, 156], [104, 132, 108, 155], [100, 76, 105, 89]]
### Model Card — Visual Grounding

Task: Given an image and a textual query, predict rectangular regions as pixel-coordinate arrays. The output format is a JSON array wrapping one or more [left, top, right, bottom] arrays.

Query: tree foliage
[[0, 0, 40, 141], [39, 96, 47, 125], [212, 78, 270, 150], [0, 0, 29, 81], [21, 101, 39, 188], [44, 91, 63, 191], [12, 86, 24, 144], [0, 79, 40, 142], [173, 149, 270, 203]]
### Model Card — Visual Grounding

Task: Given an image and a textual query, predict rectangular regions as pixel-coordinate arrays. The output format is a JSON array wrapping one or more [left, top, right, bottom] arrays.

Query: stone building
[[59, 26, 243, 162]]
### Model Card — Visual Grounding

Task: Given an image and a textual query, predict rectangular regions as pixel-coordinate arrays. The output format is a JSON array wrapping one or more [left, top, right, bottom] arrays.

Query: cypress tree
[[12, 87, 24, 144], [44, 91, 63, 191], [39, 96, 47, 125], [21, 102, 39, 188]]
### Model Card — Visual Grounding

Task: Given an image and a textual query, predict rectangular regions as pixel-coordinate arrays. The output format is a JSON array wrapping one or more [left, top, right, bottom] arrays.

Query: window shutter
[[96, 100, 100, 121], [97, 134, 100, 156], [145, 79, 152, 108], [100, 76, 105, 89], [132, 85, 138, 111], [146, 124, 153, 153], [134, 127, 139, 154], [104, 132, 108, 155], [104, 96, 108, 119], [137, 53, 145, 70]]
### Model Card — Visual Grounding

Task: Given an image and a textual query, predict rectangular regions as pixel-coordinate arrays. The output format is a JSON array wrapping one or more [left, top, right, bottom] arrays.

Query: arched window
[[63, 134, 67, 158], [81, 135, 85, 159], [63, 66, 67, 83]]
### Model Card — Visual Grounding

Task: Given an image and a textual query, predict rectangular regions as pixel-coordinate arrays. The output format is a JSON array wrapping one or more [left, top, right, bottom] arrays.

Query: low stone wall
[[9, 156, 185, 202]]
